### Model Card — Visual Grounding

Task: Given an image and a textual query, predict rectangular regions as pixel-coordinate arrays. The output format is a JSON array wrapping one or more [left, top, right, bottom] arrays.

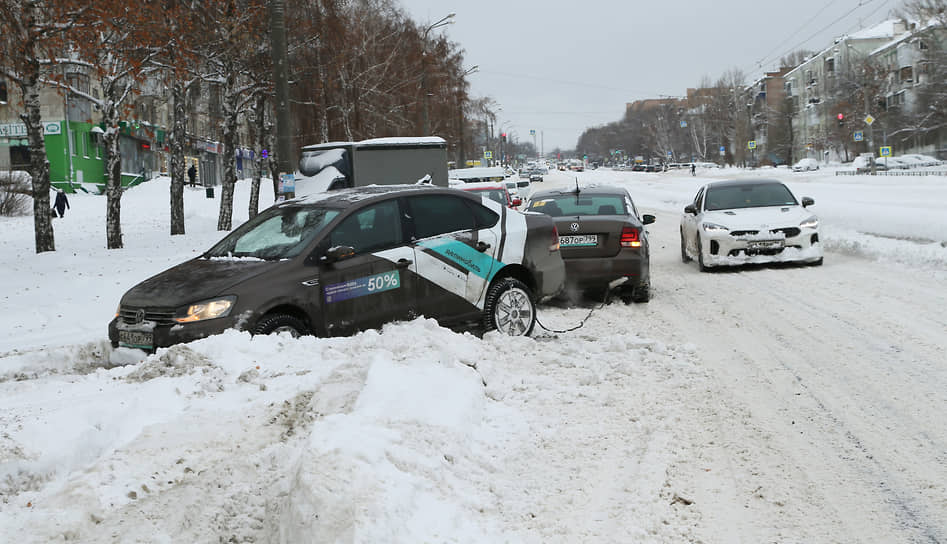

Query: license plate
[[119, 330, 154, 349], [747, 239, 784, 250], [559, 234, 598, 247]]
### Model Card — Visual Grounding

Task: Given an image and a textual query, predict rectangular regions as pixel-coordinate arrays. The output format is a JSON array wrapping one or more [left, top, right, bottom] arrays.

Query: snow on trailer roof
[[301, 136, 446, 151], [448, 167, 508, 180]]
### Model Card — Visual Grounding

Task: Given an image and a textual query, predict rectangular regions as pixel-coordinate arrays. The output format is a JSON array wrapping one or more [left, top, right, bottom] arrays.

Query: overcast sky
[[398, 0, 905, 151]]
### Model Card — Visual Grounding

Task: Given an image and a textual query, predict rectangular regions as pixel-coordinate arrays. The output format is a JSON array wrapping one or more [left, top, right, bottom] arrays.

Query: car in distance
[[680, 179, 823, 271], [526, 185, 654, 302], [109, 185, 566, 351], [456, 181, 521, 208], [528, 168, 544, 183], [792, 158, 819, 172]]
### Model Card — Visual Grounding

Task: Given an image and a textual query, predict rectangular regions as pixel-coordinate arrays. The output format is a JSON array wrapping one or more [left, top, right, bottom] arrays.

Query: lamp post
[[456, 65, 478, 167], [421, 13, 455, 136]]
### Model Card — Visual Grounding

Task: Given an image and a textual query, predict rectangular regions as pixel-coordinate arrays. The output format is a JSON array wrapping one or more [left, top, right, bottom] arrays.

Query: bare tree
[[0, 0, 87, 253], [69, 1, 166, 249]]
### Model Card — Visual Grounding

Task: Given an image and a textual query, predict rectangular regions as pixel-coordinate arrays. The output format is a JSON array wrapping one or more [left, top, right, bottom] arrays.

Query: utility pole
[[269, 0, 294, 192]]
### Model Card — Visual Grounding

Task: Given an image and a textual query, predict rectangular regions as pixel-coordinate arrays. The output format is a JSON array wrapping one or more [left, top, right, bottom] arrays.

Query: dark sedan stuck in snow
[[110, 185, 566, 351]]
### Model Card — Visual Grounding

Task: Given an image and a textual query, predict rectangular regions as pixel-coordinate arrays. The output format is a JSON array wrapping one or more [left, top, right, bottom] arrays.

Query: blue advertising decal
[[325, 270, 400, 303], [418, 239, 501, 281]]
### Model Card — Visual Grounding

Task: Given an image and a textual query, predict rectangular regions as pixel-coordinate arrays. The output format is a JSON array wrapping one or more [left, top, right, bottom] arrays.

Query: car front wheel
[[483, 277, 536, 336], [680, 229, 692, 263], [697, 236, 711, 272], [253, 313, 309, 337]]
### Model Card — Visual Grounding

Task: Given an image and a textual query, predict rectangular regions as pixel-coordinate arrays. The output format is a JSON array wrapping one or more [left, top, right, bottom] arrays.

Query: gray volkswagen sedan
[[527, 185, 654, 303]]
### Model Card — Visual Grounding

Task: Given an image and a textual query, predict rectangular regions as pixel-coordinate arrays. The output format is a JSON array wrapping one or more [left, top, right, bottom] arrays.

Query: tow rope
[[533, 277, 627, 334]]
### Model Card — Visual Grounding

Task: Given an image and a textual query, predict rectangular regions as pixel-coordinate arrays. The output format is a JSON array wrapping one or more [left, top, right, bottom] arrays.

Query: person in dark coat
[[187, 163, 197, 187], [53, 189, 70, 218]]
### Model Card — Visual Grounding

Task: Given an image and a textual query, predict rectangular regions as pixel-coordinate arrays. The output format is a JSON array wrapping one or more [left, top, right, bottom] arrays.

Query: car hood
[[702, 206, 813, 229], [120, 258, 280, 308]]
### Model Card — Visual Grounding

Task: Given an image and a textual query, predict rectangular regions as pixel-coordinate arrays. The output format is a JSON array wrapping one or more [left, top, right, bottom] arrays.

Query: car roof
[[530, 184, 629, 199]]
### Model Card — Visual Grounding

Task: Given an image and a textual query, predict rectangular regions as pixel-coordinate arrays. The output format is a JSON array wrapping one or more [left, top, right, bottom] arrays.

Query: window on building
[[919, 40, 928, 50], [81, 132, 89, 158], [899, 66, 914, 84], [66, 72, 92, 121], [887, 92, 906, 108], [208, 85, 221, 117], [70, 130, 77, 156], [0, 78, 7, 103], [825, 57, 835, 74]]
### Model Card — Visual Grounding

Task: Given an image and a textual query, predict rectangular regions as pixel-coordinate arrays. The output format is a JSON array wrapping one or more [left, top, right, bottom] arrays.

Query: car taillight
[[550, 225, 560, 251], [620, 226, 642, 248]]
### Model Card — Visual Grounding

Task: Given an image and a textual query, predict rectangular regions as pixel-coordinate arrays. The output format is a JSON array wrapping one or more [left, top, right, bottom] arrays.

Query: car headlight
[[701, 222, 729, 233], [174, 296, 236, 323], [800, 216, 819, 229]]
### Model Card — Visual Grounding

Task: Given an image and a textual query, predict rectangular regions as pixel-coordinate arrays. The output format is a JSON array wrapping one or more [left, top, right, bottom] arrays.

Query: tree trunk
[[248, 92, 266, 219], [217, 69, 238, 231], [20, 55, 55, 253], [104, 100, 123, 249], [169, 80, 187, 235]]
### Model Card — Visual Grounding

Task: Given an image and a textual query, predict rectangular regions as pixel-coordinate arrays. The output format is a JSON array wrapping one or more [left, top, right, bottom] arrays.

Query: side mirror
[[512, 198, 522, 207], [642, 214, 656, 225], [684, 204, 697, 215], [801, 197, 815, 207], [321, 245, 355, 264]]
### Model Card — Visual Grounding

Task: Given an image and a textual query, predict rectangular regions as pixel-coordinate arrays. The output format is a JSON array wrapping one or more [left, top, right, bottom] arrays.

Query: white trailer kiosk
[[296, 136, 448, 195]]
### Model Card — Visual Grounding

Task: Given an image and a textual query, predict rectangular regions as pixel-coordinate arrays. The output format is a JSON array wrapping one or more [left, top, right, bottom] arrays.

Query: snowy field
[[0, 167, 945, 542]]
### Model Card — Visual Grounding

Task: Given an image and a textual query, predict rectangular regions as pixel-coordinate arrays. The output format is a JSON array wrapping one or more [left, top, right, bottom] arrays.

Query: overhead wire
[[748, 0, 843, 73], [743, 0, 886, 75]]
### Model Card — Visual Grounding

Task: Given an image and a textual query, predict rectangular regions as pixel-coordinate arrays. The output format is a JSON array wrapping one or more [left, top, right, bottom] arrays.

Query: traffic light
[[501, 132, 507, 142], [837, 113, 844, 126]]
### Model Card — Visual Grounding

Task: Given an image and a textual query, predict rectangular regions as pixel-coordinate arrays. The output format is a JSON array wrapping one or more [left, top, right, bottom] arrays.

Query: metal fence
[[836, 170, 947, 176]]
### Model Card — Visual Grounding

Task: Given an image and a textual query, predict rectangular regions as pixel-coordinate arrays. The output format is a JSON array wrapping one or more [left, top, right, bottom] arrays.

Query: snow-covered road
[[1, 167, 945, 542]]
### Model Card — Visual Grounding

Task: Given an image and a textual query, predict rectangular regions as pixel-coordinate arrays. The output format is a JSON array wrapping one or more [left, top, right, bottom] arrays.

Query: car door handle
[[476, 241, 491, 252], [396, 258, 412, 268]]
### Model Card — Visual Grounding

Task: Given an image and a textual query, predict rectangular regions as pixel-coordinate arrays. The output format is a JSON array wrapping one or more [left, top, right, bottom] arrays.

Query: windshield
[[704, 183, 798, 211], [528, 194, 627, 217], [205, 206, 340, 260]]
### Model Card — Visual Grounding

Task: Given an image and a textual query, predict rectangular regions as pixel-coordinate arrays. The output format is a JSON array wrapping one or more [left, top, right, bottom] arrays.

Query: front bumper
[[109, 314, 243, 351], [702, 227, 823, 266]]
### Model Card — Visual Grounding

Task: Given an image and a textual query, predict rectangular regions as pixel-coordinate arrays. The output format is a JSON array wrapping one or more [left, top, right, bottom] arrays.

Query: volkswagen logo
[[570, 222, 580, 232], [134, 309, 146, 324]]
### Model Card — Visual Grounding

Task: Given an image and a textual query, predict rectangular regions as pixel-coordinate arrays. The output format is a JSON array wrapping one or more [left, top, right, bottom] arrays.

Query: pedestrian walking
[[53, 189, 70, 218], [187, 163, 197, 187], [690, 163, 696, 176]]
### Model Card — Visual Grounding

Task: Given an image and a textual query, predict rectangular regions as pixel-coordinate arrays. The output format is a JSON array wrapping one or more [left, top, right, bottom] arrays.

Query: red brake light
[[550, 225, 560, 251], [620, 226, 642, 248]]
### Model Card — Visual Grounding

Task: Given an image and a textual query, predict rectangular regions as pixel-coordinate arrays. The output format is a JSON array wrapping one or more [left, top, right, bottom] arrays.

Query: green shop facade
[[0, 119, 167, 194]]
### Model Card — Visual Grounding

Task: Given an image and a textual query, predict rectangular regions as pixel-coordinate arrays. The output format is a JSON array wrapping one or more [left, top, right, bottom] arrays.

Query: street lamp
[[421, 13, 456, 136], [456, 65, 478, 167]]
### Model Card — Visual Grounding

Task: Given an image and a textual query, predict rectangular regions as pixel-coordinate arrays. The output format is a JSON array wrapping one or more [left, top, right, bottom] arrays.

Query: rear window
[[465, 188, 507, 206], [528, 194, 627, 217]]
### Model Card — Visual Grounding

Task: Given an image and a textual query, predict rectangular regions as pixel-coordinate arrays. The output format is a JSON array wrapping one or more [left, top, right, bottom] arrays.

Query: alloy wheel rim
[[494, 287, 533, 335]]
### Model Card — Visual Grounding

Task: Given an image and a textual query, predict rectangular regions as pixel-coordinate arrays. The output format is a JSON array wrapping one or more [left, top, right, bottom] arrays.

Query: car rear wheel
[[483, 277, 536, 336], [680, 229, 692, 263], [621, 279, 651, 304], [253, 313, 309, 337]]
